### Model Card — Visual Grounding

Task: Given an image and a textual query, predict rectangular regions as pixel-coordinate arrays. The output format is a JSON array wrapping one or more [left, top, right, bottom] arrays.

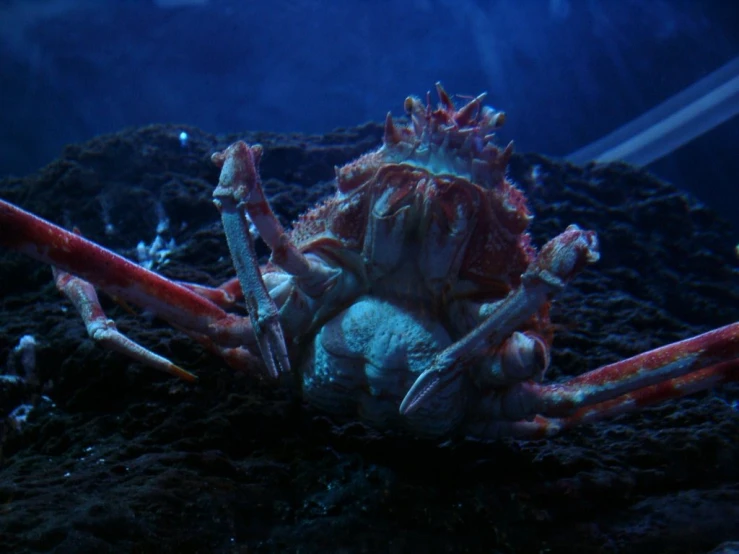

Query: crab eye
[[404, 96, 415, 115]]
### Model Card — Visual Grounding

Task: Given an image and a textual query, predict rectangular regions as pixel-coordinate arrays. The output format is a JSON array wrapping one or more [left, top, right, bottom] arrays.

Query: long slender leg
[[486, 360, 739, 439], [400, 224, 600, 415], [210, 142, 341, 377], [53, 268, 197, 381], [467, 358, 738, 440], [500, 322, 739, 421], [0, 199, 255, 349], [552, 359, 737, 424]]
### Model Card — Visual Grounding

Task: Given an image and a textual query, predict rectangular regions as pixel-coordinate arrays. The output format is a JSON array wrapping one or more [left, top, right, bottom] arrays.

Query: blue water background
[[0, 0, 737, 226]]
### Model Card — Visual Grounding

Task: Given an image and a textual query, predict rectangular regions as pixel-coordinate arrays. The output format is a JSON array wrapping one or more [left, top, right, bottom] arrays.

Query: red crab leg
[[53, 267, 197, 381], [400, 224, 600, 415], [521, 322, 738, 414], [0, 199, 255, 350], [495, 322, 739, 437], [497, 360, 739, 439]]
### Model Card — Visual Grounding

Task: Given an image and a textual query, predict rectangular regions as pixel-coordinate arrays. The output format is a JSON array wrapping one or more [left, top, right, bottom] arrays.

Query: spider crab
[[1, 84, 737, 440]]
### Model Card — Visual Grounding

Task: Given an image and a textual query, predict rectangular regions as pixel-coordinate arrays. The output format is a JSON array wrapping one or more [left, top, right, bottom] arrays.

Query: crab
[[1, 83, 737, 440]]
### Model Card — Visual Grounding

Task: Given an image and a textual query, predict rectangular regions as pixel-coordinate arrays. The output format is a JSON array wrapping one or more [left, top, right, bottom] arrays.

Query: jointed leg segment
[[53, 267, 196, 381], [502, 322, 739, 437], [469, 322, 739, 439], [0, 199, 259, 378], [400, 224, 600, 415], [210, 142, 340, 378]]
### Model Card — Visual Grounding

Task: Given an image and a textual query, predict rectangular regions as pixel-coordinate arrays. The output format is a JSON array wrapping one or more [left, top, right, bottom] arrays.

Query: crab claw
[[212, 142, 290, 378], [399, 356, 456, 416], [384, 112, 403, 145], [400, 225, 599, 416]]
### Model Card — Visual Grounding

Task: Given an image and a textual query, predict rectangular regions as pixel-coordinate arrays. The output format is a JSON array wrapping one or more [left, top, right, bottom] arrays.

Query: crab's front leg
[[400, 224, 600, 415], [469, 321, 739, 439], [211, 142, 340, 377]]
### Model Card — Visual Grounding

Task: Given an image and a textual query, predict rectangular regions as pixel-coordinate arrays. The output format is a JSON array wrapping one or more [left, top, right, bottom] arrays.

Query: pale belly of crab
[[300, 296, 467, 437]]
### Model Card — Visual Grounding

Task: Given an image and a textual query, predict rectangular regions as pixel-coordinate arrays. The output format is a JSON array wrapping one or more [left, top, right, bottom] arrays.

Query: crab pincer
[[211, 142, 290, 378], [400, 225, 600, 416]]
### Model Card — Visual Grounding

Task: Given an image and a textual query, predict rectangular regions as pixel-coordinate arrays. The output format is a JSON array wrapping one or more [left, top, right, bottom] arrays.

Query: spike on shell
[[455, 92, 487, 127], [435, 82, 454, 111], [500, 141, 514, 165], [384, 112, 402, 145]]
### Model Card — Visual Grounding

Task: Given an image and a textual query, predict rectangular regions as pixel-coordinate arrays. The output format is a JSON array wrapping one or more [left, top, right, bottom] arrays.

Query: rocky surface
[[0, 123, 737, 553]]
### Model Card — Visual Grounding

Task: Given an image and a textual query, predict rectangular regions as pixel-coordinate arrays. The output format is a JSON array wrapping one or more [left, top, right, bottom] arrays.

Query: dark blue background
[[1, 0, 737, 226]]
